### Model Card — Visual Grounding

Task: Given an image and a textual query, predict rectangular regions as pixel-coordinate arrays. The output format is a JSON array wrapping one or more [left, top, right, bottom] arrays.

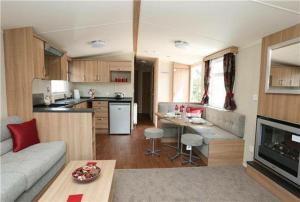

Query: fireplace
[[255, 116, 300, 186]]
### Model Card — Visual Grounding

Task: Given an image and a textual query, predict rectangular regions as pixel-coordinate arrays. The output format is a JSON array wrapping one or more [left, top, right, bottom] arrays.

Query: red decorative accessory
[[180, 105, 184, 113], [86, 162, 97, 166], [72, 163, 101, 183], [175, 105, 178, 111], [186, 107, 191, 113], [67, 194, 83, 202], [189, 107, 204, 114], [7, 119, 40, 152]]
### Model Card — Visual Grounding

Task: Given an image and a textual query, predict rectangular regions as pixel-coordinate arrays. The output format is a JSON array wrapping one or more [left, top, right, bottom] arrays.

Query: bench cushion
[[1, 141, 66, 190], [1, 172, 27, 202], [1, 116, 22, 155], [190, 125, 239, 144], [204, 107, 245, 138]]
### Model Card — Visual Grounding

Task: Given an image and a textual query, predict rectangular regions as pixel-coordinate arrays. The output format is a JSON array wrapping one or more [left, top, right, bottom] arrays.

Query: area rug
[[112, 166, 279, 202]]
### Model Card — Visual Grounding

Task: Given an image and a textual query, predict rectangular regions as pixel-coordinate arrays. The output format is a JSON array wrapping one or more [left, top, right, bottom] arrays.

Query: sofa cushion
[[190, 125, 239, 144], [1, 116, 22, 155], [1, 172, 27, 202], [7, 119, 40, 152], [204, 107, 245, 138], [1, 141, 66, 190]]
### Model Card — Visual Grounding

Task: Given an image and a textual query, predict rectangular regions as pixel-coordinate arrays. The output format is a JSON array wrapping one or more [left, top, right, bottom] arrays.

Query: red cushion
[[189, 107, 204, 114], [7, 119, 40, 152]]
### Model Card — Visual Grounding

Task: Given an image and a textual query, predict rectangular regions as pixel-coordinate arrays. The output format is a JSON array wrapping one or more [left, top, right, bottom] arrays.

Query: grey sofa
[[158, 102, 245, 165], [1, 116, 66, 202]]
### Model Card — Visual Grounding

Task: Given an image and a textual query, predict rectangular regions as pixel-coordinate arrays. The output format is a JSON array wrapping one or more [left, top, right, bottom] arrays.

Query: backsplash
[[32, 79, 73, 101], [72, 82, 133, 97]]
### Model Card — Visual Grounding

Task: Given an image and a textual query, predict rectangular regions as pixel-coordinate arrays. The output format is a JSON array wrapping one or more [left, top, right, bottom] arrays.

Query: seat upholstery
[[181, 133, 203, 147], [0, 116, 22, 155], [189, 125, 239, 144], [0, 172, 27, 202], [144, 128, 164, 139], [1, 141, 66, 190], [204, 107, 245, 138]]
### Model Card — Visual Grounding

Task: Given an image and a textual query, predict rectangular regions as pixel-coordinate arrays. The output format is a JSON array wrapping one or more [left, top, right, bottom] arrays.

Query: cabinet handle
[[83, 75, 85, 81]]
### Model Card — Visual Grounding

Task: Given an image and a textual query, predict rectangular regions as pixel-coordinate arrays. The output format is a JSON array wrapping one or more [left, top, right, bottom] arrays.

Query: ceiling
[[1, 0, 300, 64], [272, 42, 300, 66], [1, 1, 133, 57]]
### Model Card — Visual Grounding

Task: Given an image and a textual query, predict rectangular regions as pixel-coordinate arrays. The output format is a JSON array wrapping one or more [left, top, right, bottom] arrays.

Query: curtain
[[223, 53, 237, 110], [200, 60, 210, 105]]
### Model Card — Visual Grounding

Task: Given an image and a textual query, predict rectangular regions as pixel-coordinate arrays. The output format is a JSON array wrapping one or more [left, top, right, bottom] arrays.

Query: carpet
[[112, 166, 279, 202]]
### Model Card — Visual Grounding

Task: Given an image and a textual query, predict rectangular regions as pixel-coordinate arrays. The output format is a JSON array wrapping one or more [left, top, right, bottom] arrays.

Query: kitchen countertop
[[33, 97, 132, 113]]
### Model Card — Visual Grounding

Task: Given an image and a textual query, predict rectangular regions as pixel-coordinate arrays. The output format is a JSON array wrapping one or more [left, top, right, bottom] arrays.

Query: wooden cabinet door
[[291, 67, 300, 87], [33, 37, 45, 79], [271, 67, 281, 86], [60, 54, 69, 80], [109, 61, 132, 71], [46, 55, 61, 80], [70, 60, 85, 82], [84, 60, 98, 82], [98, 61, 110, 82]]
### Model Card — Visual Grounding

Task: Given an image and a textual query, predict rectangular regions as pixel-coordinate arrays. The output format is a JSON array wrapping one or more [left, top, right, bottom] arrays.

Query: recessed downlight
[[88, 40, 105, 48]]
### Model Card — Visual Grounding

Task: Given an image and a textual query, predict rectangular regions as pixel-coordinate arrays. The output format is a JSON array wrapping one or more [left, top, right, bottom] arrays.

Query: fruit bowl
[[72, 162, 101, 183]]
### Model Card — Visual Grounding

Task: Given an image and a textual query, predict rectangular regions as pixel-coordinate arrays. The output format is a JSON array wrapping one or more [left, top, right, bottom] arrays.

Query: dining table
[[155, 112, 213, 160]]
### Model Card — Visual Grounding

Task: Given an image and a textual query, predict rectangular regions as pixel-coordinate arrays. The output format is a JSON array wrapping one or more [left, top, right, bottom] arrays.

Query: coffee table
[[38, 160, 116, 202]]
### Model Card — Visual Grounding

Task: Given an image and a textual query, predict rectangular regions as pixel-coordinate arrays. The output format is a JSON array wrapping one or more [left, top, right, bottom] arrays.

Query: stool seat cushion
[[181, 133, 203, 147], [144, 128, 164, 139]]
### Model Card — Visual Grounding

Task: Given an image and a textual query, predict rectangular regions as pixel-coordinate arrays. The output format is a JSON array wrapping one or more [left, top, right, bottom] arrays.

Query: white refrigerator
[[109, 102, 131, 134]]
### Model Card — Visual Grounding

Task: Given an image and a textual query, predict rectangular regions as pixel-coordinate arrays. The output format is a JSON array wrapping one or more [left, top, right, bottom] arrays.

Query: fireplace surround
[[255, 116, 300, 186]]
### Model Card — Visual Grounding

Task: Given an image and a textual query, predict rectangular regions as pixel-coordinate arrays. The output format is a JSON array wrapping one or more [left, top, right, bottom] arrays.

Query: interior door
[[172, 63, 190, 102], [142, 72, 151, 114]]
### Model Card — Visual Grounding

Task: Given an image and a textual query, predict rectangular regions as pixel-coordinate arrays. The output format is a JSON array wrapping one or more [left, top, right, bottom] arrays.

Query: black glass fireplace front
[[255, 116, 300, 186]]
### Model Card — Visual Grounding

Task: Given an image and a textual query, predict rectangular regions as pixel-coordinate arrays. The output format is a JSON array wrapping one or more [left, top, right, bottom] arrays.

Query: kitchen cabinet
[[45, 53, 69, 80], [98, 61, 110, 82], [70, 60, 111, 83], [60, 54, 69, 80], [70, 60, 86, 82], [73, 102, 88, 109], [84, 60, 98, 82], [109, 61, 132, 72], [93, 101, 108, 133], [271, 65, 300, 87], [33, 37, 46, 79]]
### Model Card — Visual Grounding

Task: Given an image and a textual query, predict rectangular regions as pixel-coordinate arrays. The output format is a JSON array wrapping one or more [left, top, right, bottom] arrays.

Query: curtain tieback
[[226, 92, 234, 98]]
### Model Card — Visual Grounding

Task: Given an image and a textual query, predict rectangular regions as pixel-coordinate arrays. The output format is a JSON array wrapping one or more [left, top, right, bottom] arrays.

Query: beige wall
[[1, 30, 7, 119], [234, 42, 262, 166]]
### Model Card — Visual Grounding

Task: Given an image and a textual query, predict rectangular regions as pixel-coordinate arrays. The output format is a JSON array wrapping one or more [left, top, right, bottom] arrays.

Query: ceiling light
[[89, 40, 105, 48], [174, 40, 189, 49]]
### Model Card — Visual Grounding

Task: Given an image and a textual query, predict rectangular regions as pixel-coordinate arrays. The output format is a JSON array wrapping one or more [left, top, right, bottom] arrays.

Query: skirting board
[[246, 165, 299, 202]]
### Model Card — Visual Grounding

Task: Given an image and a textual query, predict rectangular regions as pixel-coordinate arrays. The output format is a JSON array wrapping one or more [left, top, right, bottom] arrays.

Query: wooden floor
[[96, 115, 205, 169]]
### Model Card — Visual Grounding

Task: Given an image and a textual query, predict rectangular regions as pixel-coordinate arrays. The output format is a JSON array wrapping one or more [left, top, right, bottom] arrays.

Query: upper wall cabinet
[[33, 37, 46, 79], [33, 37, 69, 80], [45, 53, 69, 80], [109, 61, 132, 71], [70, 60, 86, 82], [70, 60, 131, 83]]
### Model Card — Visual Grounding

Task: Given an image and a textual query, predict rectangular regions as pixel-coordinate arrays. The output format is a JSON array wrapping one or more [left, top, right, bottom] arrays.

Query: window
[[190, 65, 201, 102], [208, 57, 226, 108], [51, 80, 68, 94]]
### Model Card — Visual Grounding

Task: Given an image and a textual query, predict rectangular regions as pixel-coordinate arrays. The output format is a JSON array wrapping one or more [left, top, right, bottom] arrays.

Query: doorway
[[134, 58, 154, 124]]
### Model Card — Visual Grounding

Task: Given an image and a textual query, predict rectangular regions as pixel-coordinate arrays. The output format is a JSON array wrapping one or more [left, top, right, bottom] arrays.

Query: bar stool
[[144, 128, 164, 156], [181, 133, 203, 166]]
